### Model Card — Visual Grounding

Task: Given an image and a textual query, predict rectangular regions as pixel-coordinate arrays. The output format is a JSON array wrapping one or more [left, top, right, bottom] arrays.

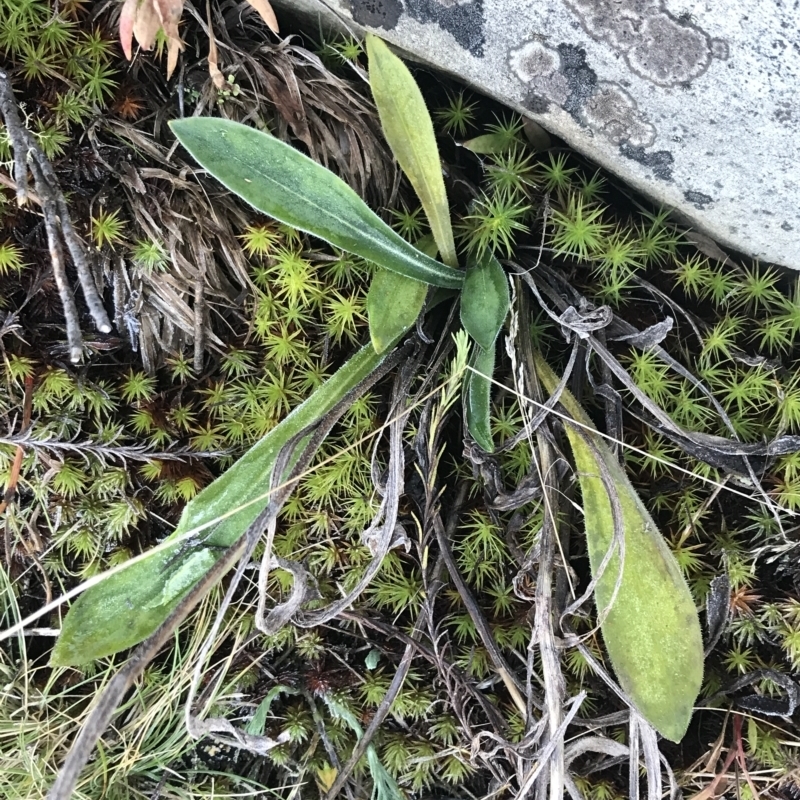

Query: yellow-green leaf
[[366, 34, 457, 269], [316, 764, 338, 793], [367, 268, 427, 353], [535, 354, 703, 741], [461, 132, 517, 154]]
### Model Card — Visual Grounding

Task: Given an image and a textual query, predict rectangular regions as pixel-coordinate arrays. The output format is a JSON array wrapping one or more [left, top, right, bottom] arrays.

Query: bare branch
[[0, 69, 112, 363]]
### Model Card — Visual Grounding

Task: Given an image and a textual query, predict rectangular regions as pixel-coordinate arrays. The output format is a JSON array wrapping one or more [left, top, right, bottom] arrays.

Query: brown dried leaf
[[119, 0, 138, 60], [133, 0, 162, 52], [167, 37, 181, 78], [154, 0, 185, 40], [245, 0, 280, 34], [206, 5, 226, 89], [118, 0, 185, 78]]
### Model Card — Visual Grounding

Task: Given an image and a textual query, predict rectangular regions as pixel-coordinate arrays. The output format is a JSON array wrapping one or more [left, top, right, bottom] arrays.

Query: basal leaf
[[51, 343, 391, 665], [367, 268, 427, 354], [535, 354, 703, 742], [169, 118, 462, 289], [366, 34, 457, 269], [464, 343, 495, 452], [460, 249, 510, 350]]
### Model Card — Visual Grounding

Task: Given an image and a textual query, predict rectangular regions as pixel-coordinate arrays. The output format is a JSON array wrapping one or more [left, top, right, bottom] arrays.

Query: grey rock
[[274, 0, 800, 270]]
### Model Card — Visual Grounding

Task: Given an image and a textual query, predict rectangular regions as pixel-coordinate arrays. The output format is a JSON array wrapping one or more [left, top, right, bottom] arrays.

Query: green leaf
[[366, 34, 457, 269], [460, 249, 510, 350], [464, 343, 495, 452], [169, 118, 462, 290], [51, 343, 391, 665], [461, 132, 517, 154], [367, 268, 427, 354], [535, 354, 703, 742]]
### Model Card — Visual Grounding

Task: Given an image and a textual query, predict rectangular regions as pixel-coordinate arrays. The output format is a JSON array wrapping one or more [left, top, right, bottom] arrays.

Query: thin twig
[[40, 194, 84, 363], [325, 619, 421, 800], [0, 69, 111, 362]]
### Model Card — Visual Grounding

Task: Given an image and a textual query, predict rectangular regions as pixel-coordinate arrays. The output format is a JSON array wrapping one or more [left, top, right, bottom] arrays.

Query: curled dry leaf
[[245, 0, 280, 34], [119, 0, 278, 79], [119, 0, 185, 77], [206, 7, 225, 89]]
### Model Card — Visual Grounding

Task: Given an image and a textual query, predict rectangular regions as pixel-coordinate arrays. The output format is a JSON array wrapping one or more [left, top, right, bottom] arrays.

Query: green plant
[[548, 191, 611, 262], [536, 151, 578, 194], [22, 29, 784, 800], [326, 35, 364, 63], [91, 208, 126, 249], [131, 237, 168, 271], [0, 240, 25, 275], [485, 147, 536, 196], [459, 187, 530, 257], [119, 369, 157, 404], [636, 208, 682, 265], [434, 90, 477, 137]]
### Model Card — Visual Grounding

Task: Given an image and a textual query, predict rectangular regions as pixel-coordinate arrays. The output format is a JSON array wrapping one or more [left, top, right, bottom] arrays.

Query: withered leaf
[[119, 0, 186, 78], [245, 0, 280, 33]]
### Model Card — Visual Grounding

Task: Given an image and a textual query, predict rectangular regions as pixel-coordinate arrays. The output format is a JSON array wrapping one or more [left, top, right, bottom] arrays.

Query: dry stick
[[40, 195, 84, 363], [512, 693, 586, 800], [434, 500, 527, 718], [0, 69, 111, 363], [193, 241, 208, 373], [0, 70, 30, 207], [530, 438, 566, 800], [53, 192, 111, 334], [0, 170, 39, 204], [325, 619, 421, 800], [629, 712, 641, 800], [515, 289, 566, 800]]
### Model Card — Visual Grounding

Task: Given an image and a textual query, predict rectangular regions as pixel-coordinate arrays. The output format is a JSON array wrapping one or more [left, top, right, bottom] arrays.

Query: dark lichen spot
[[564, 0, 723, 86], [684, 190, 713, 209], [781, 221, 794, 232], [620, 144, 674, 181], [348, 0, 403, 29], [405, 0, 486, 57], [583, 81, 655, 146], [556, 43, 597, 120], [524, 92, 551, 114], [710, 38, 729, 60]]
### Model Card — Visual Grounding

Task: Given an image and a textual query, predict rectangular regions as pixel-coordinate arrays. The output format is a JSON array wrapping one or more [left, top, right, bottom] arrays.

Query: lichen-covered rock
[[277, 0, 800, 270]]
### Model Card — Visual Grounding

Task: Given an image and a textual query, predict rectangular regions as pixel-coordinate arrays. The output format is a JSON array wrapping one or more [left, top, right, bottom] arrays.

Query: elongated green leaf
[[464, 343, 495, 452], [535, 354, 703, 741], [169, 118, 462, 289], [460, 250, 509, 350], [367, 268, 427, 353], [51, 343, 391, 665], [461, 132, 517, 155], [366, 34, 457, 269]]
